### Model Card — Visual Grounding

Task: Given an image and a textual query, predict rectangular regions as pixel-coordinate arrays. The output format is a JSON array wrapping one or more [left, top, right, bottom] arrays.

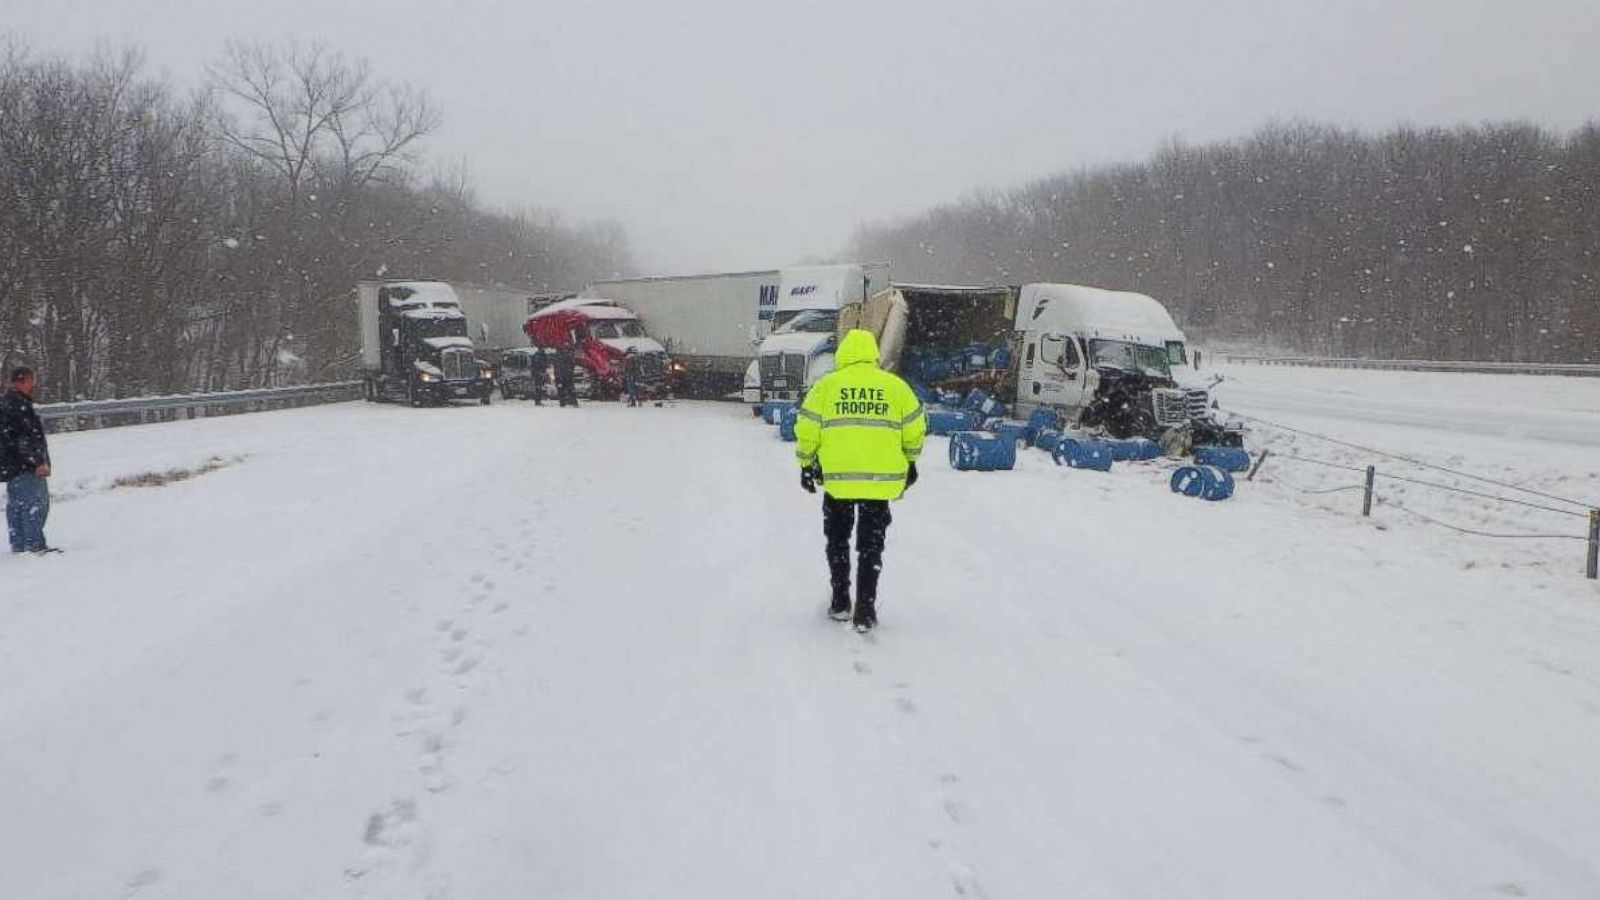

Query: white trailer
[[580, 269, 780, 398], [452, 284, 543, 352]]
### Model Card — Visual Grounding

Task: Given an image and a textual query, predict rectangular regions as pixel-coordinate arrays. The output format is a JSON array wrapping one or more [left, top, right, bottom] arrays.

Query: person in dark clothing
[[553, 345, 579, 408], [794, 330, 926, 632], [529, 347, 550, 406], [0, 367, 55, 554], [623, 347, 641, 407]]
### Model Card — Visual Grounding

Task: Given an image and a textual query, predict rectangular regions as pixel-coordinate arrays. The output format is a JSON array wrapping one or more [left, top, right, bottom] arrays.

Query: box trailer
[[580, 269, 780, 399]]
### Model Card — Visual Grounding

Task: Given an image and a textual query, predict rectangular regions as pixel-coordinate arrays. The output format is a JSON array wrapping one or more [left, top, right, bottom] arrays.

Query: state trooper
[[794, 329, 926, 632]]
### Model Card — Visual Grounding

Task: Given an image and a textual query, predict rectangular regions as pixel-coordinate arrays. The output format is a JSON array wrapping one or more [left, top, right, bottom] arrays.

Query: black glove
[[800, 465, 818, 494], [904, 462, 919, 490]]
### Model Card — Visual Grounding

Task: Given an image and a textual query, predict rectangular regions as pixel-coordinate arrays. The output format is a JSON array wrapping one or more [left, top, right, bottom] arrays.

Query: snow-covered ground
[[2, 371, 1599, 899]]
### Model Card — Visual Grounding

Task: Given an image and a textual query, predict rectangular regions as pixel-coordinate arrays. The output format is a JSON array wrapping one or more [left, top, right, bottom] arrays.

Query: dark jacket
[[0, 388, 49, 483]]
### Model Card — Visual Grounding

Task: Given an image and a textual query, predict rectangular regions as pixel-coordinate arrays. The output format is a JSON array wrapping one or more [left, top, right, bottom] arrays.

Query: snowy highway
[[3, 372, 1600, 899]]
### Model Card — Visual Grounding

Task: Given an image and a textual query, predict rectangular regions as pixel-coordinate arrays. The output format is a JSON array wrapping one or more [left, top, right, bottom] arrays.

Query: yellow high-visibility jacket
[[795, 329, 926, 500]]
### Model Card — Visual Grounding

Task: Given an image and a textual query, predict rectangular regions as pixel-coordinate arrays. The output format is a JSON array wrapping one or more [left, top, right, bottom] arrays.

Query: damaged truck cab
[[1012, 284, 1218, 441]]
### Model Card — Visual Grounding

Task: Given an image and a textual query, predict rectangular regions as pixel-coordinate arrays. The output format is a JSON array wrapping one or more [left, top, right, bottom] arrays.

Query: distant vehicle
[[844, 282, 1239, 445], [523, 297, 675, 400], [580, 269, 780, 399], [745, 263, 891, 414], [355, 280, 493, 406], [497, 347, 550, 401]]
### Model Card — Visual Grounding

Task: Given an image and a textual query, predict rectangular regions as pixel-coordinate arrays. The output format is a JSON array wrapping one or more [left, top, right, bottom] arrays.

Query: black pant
[[555, 364, 578, 407], [823, 495, 892, 602]]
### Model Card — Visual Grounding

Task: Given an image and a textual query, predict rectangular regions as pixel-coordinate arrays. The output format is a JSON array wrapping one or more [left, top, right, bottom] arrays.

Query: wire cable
[[1222, 409, 1597, 510]]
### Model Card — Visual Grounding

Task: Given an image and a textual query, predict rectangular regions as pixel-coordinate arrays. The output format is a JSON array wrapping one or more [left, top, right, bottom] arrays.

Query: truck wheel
[[407, 381, 421, 408], [480, 392, 492, 406], [363, 379, 377, 403]]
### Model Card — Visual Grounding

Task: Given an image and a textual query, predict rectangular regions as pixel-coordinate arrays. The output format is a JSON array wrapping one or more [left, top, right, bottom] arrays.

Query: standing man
[[0, 367, 55, 554], [553, 344, 579, 408], [623, 347, 641, 407], [529, 346, 550, 406], [794, 329, 925, 632]]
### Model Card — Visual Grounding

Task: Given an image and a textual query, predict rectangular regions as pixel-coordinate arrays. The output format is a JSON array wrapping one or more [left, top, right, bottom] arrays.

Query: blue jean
[[6, 472, 49, 552]]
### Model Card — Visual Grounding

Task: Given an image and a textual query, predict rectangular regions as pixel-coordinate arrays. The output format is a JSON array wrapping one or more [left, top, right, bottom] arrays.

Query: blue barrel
[[1170, 465, 1235, 500], [1034, 428, 1064, 454], [762, 400, 795, 425], [778, 406, 799, 442], [1025, 408, 1061, 444], [926, 408, 979, 435], [1194, 445, 1252, 473], [1105, 437, 1161, 461], [1052, 438, 1114, 471], [988, 419, 1029, 446], [948, 431, 1017, 471], [963, 388, 1005, 419]]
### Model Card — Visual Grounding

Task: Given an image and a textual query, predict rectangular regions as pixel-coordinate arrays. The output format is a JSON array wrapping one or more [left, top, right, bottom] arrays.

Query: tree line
[[0, 38, 631, 401], [850, 121, 1600, 363]]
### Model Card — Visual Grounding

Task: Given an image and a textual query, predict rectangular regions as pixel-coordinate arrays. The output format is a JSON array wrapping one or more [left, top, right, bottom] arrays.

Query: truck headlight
[[418, 372, 440, 383]]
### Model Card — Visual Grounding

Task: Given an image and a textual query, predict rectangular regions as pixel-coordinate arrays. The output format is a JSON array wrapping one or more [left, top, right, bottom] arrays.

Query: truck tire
[[363, 378, 377, 403], [751, 405, 764, 418], [480, 391, 492, 406], [407, 381, 422, 408]]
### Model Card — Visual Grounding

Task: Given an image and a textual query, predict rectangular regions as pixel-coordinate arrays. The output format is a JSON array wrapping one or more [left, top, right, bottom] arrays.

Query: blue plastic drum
[[1169, 465, 1235, 500], [1106, 437, 1162, 461], [1194, 445, 1252, 473], [1034, 428, 1064, 454], [762, 400, 795, 425], [988, 420, 1030, 446], [778, 406, 799, 442], [926, 409, 979, 435], [1052, 438, 1114, 472], [948, 431, 1017, 471]]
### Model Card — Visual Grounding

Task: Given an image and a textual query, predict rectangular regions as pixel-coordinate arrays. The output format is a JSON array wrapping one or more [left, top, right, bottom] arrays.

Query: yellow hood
[[836, 329, 880, 368]]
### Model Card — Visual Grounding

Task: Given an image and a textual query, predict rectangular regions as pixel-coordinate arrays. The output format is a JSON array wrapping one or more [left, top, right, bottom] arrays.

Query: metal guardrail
[[1221, 355, 1600, 377], [38, 381, 365, 433]]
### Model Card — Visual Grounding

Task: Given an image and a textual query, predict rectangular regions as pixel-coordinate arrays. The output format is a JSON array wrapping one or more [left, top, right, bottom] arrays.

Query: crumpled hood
[[836, 329, 879, 368]]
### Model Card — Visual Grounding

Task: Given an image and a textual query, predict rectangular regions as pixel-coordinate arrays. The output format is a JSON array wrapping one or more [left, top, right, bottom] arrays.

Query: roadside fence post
[[1246, 448, 1270, 482], [1587, 509, 1599, 580], [1362, 465, 1376, 517]]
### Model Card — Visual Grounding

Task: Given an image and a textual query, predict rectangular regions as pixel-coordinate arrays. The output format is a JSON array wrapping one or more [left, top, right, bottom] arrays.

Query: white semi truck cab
[[743, 262, 889, 412]]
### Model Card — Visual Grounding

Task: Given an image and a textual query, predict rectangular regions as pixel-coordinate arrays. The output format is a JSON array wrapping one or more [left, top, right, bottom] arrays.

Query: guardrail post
[[1362, 465, 1376, 517], [1246, 448, 1270, 481], [1587, 509, 1599, 580]]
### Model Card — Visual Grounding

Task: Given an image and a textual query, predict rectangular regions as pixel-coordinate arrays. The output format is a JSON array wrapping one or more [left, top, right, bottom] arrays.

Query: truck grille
[[759, 353, 807, 392], [1152, 388, 1191, 426], [442, 347, 475, 381], [1185, 389, 1210, 418], [636, 353, 666, 381]]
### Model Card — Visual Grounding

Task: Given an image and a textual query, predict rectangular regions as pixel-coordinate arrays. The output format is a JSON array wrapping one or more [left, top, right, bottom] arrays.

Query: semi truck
[[841, 282, 1239, 446], [743, 262, 891, 414], [523, 297, 675, 400], [579, 269, 781, 399], [356, 280, 494, 406]]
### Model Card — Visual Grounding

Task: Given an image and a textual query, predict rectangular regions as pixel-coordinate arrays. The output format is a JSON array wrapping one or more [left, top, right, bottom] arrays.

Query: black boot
[[852, 596, 877, 632], [828, 589, 852, 621]]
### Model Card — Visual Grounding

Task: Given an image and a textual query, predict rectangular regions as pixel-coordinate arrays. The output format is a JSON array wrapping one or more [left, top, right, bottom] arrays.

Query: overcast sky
[[7, 0, 1600, 275]]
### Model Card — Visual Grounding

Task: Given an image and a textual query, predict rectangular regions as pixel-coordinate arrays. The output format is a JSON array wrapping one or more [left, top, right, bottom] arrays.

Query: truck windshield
[[407, 315, 467, 340], [773, 310, 838, 334], [591, 320, 646, 339], [1088, 339, 1172, 376]]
